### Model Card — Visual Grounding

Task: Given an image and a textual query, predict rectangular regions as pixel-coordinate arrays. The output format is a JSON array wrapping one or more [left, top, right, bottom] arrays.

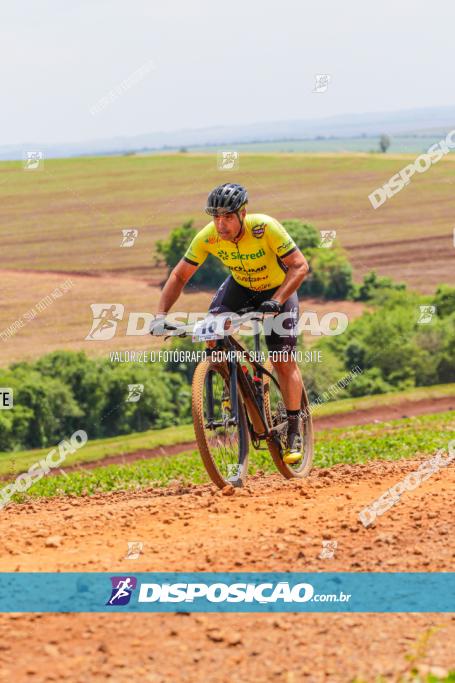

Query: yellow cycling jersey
[[183, 213, 297, 291]]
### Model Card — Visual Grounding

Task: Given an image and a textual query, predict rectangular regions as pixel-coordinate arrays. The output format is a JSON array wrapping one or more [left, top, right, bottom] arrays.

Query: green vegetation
[[155, 217, 357, 300], [354, 271, 406, 301], [282, 220, 355, 300], [1, 277, 454, 450], [312, 411, 454, 469], [0, 423, 195, 477], [3, 383, 453, 476], [155, 219, 228, 288], [353, 672, 455, 683], [6, 411, 453, 501], [308, 382, 455, 417], [379, 134, 391, 153], [1, 382, 452, 476], [434, 284, 455, 317], [0, 351, 193, 450], [353, 626, 455, 682], [312, 287, 455, 400]]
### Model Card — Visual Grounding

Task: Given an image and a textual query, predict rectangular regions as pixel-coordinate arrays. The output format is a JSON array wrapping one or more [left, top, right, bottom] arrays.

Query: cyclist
[[151, 183, 309, 463]]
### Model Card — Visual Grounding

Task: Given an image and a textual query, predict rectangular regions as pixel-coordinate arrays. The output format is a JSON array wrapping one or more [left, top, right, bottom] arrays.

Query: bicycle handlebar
[[154, 308, 272, 339]]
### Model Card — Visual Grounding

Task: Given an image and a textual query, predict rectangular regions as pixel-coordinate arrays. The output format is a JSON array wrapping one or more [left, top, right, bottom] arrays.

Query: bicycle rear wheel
[[192, 359, 249, 489], [263, 360, 314, 478]]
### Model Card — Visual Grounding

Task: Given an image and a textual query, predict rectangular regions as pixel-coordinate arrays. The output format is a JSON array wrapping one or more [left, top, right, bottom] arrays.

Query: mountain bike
[[162, 308, 314, 489]]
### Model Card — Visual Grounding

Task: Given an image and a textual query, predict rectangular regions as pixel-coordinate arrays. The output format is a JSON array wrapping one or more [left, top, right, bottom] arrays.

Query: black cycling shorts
[[209, 276, 299, 353]]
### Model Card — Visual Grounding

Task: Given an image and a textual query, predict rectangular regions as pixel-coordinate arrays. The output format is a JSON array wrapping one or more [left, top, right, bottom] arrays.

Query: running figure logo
[[126, 384, 144, 403], [319, 540, 337, 559], [417, 305, 436, 324], [319, 230, 337, 248], [313, 74, 331, 93], [120, 229, 139, 247], [217, 151, 239, 170], [106, 576, 137, 605], [23, 151, 44, 171], [125, 541, 143, 560], [85, 304, 125, 341]]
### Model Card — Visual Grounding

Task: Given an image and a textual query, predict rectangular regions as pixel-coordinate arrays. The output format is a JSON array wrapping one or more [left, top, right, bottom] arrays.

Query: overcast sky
[[1, 0, 454, 146]]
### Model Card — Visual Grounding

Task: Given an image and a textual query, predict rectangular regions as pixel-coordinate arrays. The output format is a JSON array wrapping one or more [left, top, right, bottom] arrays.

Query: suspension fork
[[252, 318, 265, 414], [205, 369, 215, 425], [204, 361, 239, 427], [228, 359, 239, 423]]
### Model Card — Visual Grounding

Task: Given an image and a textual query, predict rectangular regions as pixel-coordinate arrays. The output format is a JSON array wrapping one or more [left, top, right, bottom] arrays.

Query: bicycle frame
[[187, 310, 314, 486], [207, 317, 282, 442], [164, 309, 284, 442]]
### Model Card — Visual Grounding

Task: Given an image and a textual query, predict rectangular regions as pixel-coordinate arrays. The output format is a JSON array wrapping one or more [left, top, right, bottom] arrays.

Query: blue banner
[[0, 573, 453, 613]]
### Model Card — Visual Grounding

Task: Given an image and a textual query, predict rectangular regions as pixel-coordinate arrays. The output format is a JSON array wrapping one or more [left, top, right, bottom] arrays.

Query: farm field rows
[[2, 152, 453, 364], [1, 152, 454, 282], [0, 267, 365, 364]]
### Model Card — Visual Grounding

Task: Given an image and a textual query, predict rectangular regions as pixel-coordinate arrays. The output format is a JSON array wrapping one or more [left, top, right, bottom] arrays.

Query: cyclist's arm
[[272, 249, 309, 305], [157, 259, 199, 314]]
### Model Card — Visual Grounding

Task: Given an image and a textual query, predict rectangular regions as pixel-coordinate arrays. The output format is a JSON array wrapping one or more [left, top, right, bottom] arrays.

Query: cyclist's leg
[[209, 276, 236, 315], [207, 276, 255, 347], [265, 292, 303, 460], [264, 291, 302, 408]]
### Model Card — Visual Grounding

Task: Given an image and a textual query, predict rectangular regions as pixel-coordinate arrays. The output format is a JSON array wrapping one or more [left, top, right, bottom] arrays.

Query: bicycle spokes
[[203, 369, 246, 482]]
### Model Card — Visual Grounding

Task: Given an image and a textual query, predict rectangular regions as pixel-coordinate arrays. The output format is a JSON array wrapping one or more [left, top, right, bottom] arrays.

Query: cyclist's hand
[[149, 315, 167, 336], [258, 299, 282, 314]]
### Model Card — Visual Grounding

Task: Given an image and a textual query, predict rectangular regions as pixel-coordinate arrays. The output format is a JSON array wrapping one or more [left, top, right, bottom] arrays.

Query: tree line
[[1, 217, 454, 451], [1, 282, 453, 451]]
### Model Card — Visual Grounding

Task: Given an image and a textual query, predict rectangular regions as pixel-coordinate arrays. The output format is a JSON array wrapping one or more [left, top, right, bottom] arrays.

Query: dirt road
[[0, 455, 453, 682]]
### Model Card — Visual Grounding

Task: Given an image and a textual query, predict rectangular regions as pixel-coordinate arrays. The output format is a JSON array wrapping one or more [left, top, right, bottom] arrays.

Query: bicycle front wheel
[[192, 359, 249, 489], [263, 360, 314, 478]]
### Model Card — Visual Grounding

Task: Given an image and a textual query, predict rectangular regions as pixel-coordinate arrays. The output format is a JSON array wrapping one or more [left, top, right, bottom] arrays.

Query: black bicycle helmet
[[205, 183, 248, 216]]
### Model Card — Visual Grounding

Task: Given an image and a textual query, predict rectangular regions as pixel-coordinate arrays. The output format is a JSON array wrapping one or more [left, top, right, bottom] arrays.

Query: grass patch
[[353, 625, 455, 681], [309, 411, 455, 468], [8, 410, 453, 502], [2, 384, 454, 478], [353, 673, 455, 683], [0, 424, 195, 477], [311, 383, 455, 418]]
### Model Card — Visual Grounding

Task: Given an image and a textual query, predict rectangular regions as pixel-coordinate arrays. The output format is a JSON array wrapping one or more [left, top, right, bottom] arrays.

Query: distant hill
[[2, 105, 455, 160]]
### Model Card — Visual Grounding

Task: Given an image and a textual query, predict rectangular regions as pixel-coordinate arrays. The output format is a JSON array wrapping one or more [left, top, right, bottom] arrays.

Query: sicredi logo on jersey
[[217, 248, 265, 261]]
